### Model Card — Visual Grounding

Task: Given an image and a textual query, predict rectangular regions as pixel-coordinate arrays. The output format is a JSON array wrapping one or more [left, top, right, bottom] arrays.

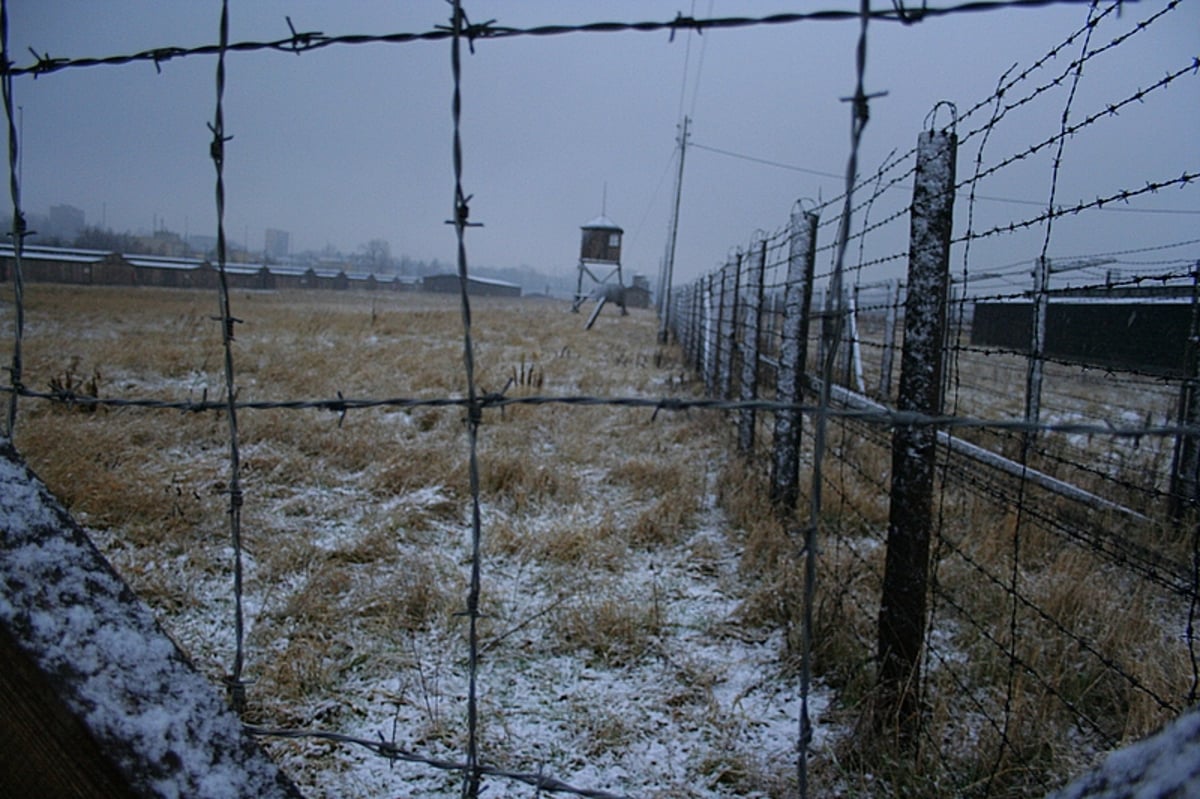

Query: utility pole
[[658, 115, 689, 344]]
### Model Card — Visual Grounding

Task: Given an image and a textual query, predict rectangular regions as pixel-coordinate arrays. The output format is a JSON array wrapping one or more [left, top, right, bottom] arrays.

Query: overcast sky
[[7, 1, 1198, 286]]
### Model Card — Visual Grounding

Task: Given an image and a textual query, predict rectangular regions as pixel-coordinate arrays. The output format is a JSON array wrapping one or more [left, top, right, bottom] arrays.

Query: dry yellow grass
[[2, 282, 1192, 798]]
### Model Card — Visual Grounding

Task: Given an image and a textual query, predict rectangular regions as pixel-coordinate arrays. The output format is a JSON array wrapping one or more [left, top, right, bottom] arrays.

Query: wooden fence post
[[876, 126, 955, 742], [771, 208, 819, 510], [738, 240, 768, 453]]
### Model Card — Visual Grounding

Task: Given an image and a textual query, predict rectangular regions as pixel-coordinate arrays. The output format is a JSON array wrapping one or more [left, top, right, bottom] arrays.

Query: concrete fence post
[[1169, 267, 1200, 523], [1024, 255, 1051, 441], [770, 208, 819, 510], [738, 240, 768, 453], [719, 254, 742, 401], [876, 126, 956, 742]]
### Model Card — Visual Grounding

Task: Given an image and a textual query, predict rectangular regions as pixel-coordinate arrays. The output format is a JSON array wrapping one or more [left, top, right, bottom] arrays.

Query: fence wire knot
[[26, 47, 67, 76], [285, 16, 327, 54], [207, 123, 233, 166], [668, 13, 700, 42], [437, 4, 497, 54], [651, 397, 686, 421], [151, 47, 185, 73], [891, 1, 928, 24], [324, 391, 348, 427], [224, 674, 249, 712], [210, 313, 242, 341]]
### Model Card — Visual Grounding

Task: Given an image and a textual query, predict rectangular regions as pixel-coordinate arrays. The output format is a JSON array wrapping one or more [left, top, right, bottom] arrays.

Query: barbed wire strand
[[8, 381, 1200, 444], [448, 3, 485, 797], [0, 0, 26, 439], [801, 2, 878, 795], [208, 0, 248, 714], [990, 4, 1102, 790], [243, 725, 638, 799], [5, 1, 1102, 78]]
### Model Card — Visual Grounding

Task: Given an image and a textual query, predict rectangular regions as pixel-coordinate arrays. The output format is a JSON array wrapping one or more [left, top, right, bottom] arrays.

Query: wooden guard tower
[[572, 215, 625, 317]]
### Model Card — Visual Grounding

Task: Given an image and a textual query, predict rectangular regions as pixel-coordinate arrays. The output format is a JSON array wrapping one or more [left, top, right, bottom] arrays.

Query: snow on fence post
[[719, 253, 742, 401], [1024, 255, 1051, 440], [876, 126, 955, 743], [738, 239, 768, 453], [878, 280, 901, 399], [691, 283, 700, 364], [705, 273, 720, 393], [846, 287, 866, 393], [1169, 267, 1200, 523], [0, 441, 304, 799], [711, 262, 729, 397], [770, 207, 819, 510]]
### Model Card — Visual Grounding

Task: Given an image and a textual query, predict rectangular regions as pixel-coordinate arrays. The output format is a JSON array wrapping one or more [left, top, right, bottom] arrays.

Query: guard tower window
[[608, 233, 620, 248]]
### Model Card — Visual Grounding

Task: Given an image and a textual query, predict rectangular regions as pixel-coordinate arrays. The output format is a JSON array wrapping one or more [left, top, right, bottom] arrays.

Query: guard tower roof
[[581, 215, 622, 232]]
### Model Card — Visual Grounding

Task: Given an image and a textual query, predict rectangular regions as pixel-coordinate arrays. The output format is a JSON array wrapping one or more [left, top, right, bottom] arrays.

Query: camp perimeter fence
[[1, 1, 1198, 798], [666, 0, 1200, 794]]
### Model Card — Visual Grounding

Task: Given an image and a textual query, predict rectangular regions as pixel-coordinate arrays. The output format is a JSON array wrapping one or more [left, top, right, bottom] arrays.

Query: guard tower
[[572, 215, 625, 314]]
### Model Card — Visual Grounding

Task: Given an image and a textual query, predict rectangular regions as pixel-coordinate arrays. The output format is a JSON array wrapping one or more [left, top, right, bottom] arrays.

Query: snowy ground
[[28, 294, 831, 798]]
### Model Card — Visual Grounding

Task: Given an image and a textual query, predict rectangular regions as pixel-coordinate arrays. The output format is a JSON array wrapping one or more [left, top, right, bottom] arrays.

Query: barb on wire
[[284, 16, 326, 54], [25, 46, 67, 75]]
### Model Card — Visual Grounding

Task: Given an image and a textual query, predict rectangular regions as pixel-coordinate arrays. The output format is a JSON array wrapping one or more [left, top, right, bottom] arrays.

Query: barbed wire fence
[[670, 0, 1199, 792], [0, 0, 1197, 797]]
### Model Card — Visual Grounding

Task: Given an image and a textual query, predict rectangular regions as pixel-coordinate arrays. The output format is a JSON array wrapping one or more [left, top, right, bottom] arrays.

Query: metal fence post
[[739, 240, 768, 453], [876, 126, 955, 742], [771, 208, 819, 510]]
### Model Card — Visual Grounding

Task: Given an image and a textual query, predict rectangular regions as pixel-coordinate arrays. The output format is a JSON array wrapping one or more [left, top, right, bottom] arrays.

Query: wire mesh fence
[[1, 1, 1198, 798]]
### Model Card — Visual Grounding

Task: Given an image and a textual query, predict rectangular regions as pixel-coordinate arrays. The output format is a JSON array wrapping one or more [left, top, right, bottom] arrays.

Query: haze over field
[[7, 1, 1197, 287]]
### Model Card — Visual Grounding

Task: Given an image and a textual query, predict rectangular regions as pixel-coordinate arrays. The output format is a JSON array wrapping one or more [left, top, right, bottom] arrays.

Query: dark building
[[423, 273, 522, 297], [971, 288, 1193, 376]]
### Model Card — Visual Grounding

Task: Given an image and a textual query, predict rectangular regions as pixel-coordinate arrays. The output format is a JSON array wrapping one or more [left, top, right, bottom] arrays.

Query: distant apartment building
[[264, 228, 290, 260]]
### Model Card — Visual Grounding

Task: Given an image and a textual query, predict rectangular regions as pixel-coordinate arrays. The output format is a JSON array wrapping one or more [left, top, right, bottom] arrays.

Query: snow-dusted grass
[[8, 285, 822, 797], [6, 284, 1194, 798]]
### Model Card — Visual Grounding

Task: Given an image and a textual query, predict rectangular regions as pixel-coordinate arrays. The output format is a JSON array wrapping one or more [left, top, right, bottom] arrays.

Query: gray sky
[[8, 1, 1198, 286]]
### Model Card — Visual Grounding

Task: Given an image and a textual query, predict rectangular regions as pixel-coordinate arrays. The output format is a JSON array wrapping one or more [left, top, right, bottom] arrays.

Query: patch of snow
[[0, 442, 299, 798]]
